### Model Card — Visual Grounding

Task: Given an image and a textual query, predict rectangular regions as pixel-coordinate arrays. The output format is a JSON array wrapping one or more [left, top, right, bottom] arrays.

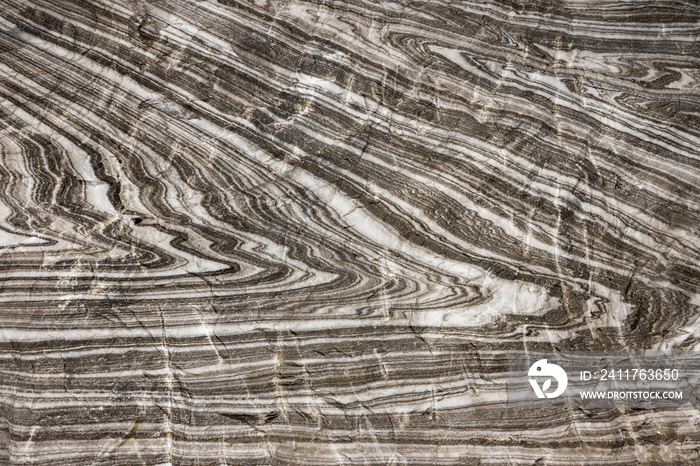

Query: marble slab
[[0, 0, 699, 464]]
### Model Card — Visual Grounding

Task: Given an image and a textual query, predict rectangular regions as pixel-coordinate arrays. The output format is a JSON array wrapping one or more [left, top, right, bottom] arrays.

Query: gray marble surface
[[0, 0, 699, 464]]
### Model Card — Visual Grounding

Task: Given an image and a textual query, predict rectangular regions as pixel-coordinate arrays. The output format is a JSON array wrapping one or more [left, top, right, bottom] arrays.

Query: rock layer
[[0, 0, 699, 464]]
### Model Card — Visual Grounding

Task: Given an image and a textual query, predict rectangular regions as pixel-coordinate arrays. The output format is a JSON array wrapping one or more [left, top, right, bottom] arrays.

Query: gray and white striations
[[0, 0, 699, 464]]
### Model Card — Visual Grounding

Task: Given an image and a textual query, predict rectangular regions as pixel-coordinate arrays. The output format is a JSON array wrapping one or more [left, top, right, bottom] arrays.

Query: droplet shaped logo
[[528, 359, 568, 399]]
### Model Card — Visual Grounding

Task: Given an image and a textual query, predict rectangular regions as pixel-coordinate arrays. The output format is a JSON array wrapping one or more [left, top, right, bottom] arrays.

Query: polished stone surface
[[0, 0, 699, 464]]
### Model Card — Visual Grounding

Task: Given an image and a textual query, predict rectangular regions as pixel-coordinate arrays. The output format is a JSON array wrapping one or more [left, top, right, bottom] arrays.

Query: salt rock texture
[[0, 0, 699, 464]]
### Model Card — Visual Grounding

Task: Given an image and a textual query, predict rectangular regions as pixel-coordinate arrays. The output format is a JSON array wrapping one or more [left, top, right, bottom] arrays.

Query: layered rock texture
[[0, 0, 699, 464]]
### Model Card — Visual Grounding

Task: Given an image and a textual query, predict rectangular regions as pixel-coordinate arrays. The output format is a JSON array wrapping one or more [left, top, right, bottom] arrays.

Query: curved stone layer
[[0, 0, 699, 464]]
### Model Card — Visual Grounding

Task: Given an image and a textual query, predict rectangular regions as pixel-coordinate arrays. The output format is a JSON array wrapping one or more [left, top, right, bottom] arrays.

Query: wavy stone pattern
[[0, 0, 699, 464]]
